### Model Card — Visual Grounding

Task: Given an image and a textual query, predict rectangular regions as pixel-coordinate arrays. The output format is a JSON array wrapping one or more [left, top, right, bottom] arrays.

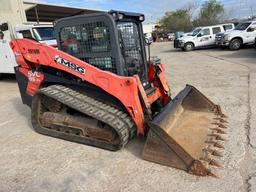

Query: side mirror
[[247, 27, 254, 32], [144, 37, 152, 45], [144, 37, 152, 61], [0, 23, 8, 31], [197, 33, 202, 37]]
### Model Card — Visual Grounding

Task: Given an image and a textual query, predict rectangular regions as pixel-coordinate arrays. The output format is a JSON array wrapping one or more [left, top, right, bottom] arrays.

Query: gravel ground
[[0, 42, 255, 192]]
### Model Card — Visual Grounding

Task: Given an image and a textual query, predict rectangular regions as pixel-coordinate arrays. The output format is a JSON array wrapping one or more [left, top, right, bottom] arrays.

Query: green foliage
[[194, 0, 224, 26], [159, 9, 192, 32], [158, 0, 225, 32]]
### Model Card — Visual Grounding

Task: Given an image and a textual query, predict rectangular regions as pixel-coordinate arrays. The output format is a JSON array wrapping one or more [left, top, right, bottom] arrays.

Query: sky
[[41, 0, 256, 23]]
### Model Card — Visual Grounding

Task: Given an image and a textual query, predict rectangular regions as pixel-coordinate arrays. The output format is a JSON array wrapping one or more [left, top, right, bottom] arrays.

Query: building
[[0, 0, 103, 25], [142, 24, 157, 34], [0, 0, 105, 75]]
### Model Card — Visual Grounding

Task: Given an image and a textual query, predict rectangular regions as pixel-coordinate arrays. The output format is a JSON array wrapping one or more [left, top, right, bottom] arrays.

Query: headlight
[[111, 12, 124, 20], [224, 34, 230, 40], [139, 15, 144, 21], [118, 13, 124, 20]]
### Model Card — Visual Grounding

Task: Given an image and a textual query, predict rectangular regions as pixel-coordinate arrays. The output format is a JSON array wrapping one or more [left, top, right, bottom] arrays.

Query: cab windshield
[[33, 27, 55, 41], [235, 22, 251, 31], [191, 28, 201, 36]]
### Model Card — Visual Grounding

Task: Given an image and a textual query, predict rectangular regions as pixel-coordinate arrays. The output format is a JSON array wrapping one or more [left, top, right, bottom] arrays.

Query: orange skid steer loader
[[10, 11, 228, 177]]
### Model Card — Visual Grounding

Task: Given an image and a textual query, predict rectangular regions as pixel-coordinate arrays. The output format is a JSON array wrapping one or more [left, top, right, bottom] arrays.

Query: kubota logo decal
[[28, 71, 41, 82], [55, 55, 85, 74]]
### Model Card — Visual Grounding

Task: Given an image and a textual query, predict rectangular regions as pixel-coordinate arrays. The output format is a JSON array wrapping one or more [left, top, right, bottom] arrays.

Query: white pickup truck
[[0, 23, 56, 76], [215, 21, 256, 50], [174, 23, 234, 51]]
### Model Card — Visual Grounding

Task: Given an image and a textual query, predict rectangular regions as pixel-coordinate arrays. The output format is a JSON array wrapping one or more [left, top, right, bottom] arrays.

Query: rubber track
[[31, 85, 136, 151]]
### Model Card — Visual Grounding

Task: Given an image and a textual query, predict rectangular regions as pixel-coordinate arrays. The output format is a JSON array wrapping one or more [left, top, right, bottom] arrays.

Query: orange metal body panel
[[10, 39, 170, 135]]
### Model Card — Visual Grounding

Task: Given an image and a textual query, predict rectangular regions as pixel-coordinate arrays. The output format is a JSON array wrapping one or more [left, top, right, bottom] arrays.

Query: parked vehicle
[[167, 33, 175, 41], [0, 23, 56, 76], [174, 31, 185, 39], [215, 21, 256, 50], [14, 24, 56, 46], [174, 23, 234, 51], [173, 31, 184, 48], [0, 23, 16, 75]]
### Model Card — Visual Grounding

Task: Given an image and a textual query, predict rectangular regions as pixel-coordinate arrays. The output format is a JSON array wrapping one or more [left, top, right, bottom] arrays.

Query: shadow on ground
[[11, 97, 32, 129], [162, 49, 182, 53], [0, 74, 16, 82], [225, 48, 256, 60], [125, 136, 146, 158]]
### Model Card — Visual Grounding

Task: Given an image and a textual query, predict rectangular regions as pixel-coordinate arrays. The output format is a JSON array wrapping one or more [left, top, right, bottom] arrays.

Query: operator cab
[[55, 10, 149, 85]]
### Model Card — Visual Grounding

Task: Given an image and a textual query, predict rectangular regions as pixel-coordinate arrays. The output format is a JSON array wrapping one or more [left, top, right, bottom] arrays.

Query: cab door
[[212, 26, 222, 40], [195, 28, 214, 47], [245, 23, 256, 44]]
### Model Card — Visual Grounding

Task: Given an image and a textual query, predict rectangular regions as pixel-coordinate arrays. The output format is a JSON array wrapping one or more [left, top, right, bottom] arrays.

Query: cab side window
[[250, 23, 256, 30], [223, 25, 233, 31], [212, 27, 221, 34], [202, 28, 210, 36], [59, 22, 115, 73], [18, 30, 33, 39]]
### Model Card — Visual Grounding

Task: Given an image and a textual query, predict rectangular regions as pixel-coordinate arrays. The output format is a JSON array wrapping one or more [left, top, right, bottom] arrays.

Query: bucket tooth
[[215, 135, 226, 141], [207, 171, 219, 178], [213, 122, 227, 127], [211, 150, 223, 157], [214, 118, 228, 124], [201, 156, 222, 168], [213, 105, 228, 119], [202, 150, 211, 159], [213, 105, 222, 114], [219, 124, 228, 129], [209, 159, 222, 167], [203, 148, 223, 157], [143, 85, 226, 177], [211, 128, 226, 134], [215, 113, 228, 119], [212, 122, 228, 129], [221, 114, 228, 119], [188, 160, 214, 176], [205, 140, 225, 149], [220, 119, 228, 124], [209, 134, 226, 141], [214, 142, 225, 149]]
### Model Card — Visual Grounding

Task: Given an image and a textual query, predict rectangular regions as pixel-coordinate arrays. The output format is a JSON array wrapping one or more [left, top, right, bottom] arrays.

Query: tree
[[159, 9, 192, 32], [158, 0, 226, 32], [194, 0, 224, 26]]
